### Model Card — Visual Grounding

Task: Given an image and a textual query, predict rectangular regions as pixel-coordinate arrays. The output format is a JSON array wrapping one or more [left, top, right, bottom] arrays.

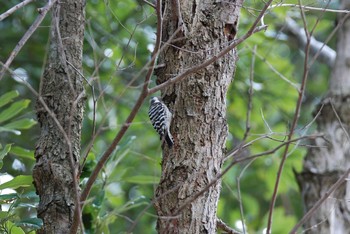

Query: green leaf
[[0, 99, 30, 124], [124, 175, 159, 184], [0, 211, 8, 219], [0, 91, 19, 108], [0, 144, 12, 169], [5, 221, 25, 234], [3, 119, 37, 130], [0, 175, 33, 190], [11, 146, 35, 161], [0, 193, 18, 204], [0, 126, 21, 134]]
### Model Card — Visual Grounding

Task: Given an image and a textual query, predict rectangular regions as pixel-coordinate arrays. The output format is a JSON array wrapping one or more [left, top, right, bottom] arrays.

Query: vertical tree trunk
[[154, 1, 243, 233], [33, 1, 85, 233], [298, 1, 350, 233]]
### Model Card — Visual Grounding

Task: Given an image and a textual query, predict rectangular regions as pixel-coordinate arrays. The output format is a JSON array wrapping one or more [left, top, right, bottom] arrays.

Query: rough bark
[[33, 1, 85, 233], [154, 0, 243, 233], [297, 1, 350, 233]]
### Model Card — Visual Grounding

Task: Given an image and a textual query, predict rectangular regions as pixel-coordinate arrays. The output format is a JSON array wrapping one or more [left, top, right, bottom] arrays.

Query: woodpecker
[[148, 97, 174, 147]]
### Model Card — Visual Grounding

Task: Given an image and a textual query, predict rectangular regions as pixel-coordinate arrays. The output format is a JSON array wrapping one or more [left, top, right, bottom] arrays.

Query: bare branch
[[0, 0, 57, 80], [289, 169, 350, 233], [261, 3, 350, 26], [0, 0, 34, 21], [269, 3, 350, 14], [148, 24, 267, 94], [3, 65, 85, 231], [266, 1, 314, 232], [242, 45, 256, 141], [281, 17, 336, 67], [236, 160, 255, 234], [148, 0, 273, 94], [174, 134, 322, 216], [80, 0, 273, 229], [142, 0, 155, 8], [217, 218, 242, 234], [329, 99, 350, 142], [78, 0, 164, 223], [309, 12, 350, 68]]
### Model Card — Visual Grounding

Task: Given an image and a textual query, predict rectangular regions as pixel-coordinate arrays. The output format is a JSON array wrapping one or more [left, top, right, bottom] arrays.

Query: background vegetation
[[0, 0, 338, 233]]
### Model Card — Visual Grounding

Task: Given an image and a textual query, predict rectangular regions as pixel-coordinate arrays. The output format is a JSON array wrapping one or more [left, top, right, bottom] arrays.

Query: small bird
[[148, 97, 174, 147]]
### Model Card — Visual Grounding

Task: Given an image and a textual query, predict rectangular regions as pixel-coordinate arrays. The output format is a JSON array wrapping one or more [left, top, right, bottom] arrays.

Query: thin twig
[[260, 109, 273, 133], [78, 0, 164, 225], [68, 92, 85, 234], [4, 65, 85, 233], [290, 96, 350, 233], [236, 160, 255, 234], [66, 60, 97, 140], [289, 169, 350, 233], [261, 3, 350, 26], [79, 19, 143, 164], [329, 100, 350, 142], [49, 4, 85, 231], [224, 134, 270, 162], [299, 103, 324, 132], [79, 0, 194, 212], [52, 4, 76, 96], [0, 0, 34, 21], [2, 65, 69, 145], [309, 1, 331, 36], [269, 3, 350, 13], [242, 45, 256, 141], [148, 0, 273, 94], [66, 60, 97, 177], [0, 0, 57, 80], [265, 1, 312, 232], [217, 218, 242, 234], [80, 0, 273, 229], [251, 47, 299, 90], [126, 185, 182, 233], [309, 12, 350, 67], [281, 17, 336, 67], [175, 134, 321, 216], [233, 47, 258, 234], [142, 0, 155, 8]]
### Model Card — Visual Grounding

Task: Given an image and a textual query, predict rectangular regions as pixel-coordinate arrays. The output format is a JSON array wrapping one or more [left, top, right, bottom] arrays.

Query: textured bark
[[33, 1, 85, 233], [297, 1, 350, 233], [154, 0, 243, 233]]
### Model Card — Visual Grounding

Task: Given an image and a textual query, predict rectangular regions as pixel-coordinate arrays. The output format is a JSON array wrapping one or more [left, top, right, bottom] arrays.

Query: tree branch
[[280, 17, 336, 67], [289, 168, 350, 233], [269, 3, 350, 14], [0, 0, 35, 21], [217, 218, 242, 234], [0, 0, 57, 80], [266, 2, 314, 232], [174, 134, 322, 216], [75, 1, 164, 233], [78, 0, 273, 231], [148, 24, 268, 95]]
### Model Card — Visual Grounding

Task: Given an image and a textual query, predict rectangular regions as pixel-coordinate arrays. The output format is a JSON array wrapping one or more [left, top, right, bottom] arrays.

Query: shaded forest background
[[0, 0, 345, 233]]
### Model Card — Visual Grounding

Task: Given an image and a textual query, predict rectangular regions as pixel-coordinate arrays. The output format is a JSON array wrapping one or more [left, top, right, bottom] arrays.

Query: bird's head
[[150, 97, 160, 105]]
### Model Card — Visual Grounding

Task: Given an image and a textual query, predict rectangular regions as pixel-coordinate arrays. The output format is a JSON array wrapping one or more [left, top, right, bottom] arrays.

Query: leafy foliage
[[0, 90, 38, 232], [0, 0, 336, 233]]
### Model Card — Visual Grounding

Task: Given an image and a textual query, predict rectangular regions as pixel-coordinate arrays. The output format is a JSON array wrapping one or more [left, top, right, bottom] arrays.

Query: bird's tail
[[165, 132, 174, 148]]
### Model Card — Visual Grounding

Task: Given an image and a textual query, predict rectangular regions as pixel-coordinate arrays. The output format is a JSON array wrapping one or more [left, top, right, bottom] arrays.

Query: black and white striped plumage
[[148, 97, 174, 147]]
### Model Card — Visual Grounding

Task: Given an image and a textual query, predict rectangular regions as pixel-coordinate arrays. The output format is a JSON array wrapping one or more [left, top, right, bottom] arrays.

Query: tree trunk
[[33, 1, 85, 233], [297, 1, 350, 233], [154, 1, 243, 233]]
